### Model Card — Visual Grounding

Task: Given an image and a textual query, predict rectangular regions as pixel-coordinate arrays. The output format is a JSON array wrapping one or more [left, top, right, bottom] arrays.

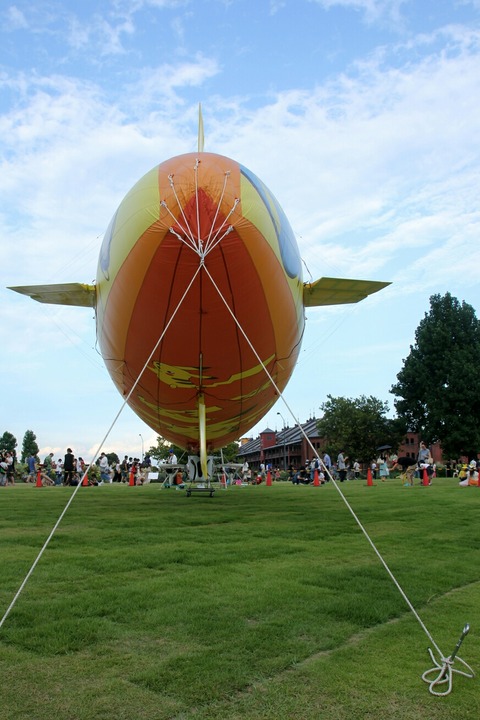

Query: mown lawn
[[0, 479, 478, 719]]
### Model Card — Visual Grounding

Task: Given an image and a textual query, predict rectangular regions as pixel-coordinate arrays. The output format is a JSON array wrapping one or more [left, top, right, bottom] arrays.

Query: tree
[[391, 292, 480, 458], [219, 441, 241, 463], [21, 430, 40, 462], [316, 395, 405, 464], [148, 437, 186, 464], [0, 431, 17, 454]]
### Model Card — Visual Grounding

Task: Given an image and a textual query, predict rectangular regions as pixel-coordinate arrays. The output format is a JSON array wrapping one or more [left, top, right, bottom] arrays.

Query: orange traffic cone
[[366, 467, 374, 486], [129, 469, 135, 486], [313, 468, 320, 486], [422, 468, 429, 486], [266, 469, 272, 486], [35, 469, 43, 487], [220, 472, 227, 489], [82, 472, 89, 486]]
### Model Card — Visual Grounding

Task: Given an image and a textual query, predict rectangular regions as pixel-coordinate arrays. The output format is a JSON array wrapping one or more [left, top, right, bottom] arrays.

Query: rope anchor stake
[[422, 623, 474, 696]]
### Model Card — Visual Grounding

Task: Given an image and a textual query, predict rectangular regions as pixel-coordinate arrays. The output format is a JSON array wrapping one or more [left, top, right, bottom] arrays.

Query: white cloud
[[2, 10, 480, 452], [308, 0, 408, 24], [4, 5, 28, 29], [2, 25, 479, 283]]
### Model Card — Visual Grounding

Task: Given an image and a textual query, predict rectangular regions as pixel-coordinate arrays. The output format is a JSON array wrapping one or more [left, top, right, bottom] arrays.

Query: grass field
[[0, 479, 479, 719]]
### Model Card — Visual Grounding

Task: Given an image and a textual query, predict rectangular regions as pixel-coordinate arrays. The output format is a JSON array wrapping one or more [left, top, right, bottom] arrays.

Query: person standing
[[43, 452, 54, 481], [322, 452, 331, 481], [417, 441, 431, 484], [120, 456, 129, 482], [112, 461, 122, 482], [98, 452, 111, 483], [0, 453, 8, 486], [55, 459, 63, 485], [417, 441, 430, 464], [379, 456, 389, 482], [63, 448, 75, 485], [77, 457, 86, 481], [337, 450, 347, 482], [167, 448, 178, 464], [26, 453, 37, 483], [4, 452, 15, 485], [0, 452, 8, 487]]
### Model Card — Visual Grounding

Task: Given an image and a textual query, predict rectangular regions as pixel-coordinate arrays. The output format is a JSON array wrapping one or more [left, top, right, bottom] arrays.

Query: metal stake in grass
[[422, 623, 475, 696]]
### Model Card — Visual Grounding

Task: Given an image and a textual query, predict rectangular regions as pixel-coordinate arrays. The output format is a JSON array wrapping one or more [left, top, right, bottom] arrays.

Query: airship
[[9, 112, 389, 474]]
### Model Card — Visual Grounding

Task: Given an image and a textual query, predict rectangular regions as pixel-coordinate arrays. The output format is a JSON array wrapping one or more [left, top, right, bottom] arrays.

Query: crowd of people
[[2, 442, 479, 490], [241, 455, 332, 485], [243, 443, 480, 489], [14, 449, 154, 487]]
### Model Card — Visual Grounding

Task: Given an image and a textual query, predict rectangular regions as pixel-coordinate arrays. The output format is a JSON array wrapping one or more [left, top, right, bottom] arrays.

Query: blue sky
[[1, 0, 480, 461]]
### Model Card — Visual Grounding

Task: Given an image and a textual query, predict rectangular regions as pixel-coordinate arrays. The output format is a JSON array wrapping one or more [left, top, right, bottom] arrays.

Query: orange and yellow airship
[[10, 143, 389, 465]]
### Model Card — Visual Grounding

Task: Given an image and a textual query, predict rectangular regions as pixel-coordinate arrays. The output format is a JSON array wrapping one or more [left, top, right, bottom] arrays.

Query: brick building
[[237, 418, 324, 471], [237, 421, 445, 472], [397, 431, 444, 464]]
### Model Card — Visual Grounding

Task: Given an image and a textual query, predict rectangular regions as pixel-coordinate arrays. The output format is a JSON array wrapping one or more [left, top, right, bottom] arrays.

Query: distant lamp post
[[139, 433, 144, 462], [277, 412, 287, 470]]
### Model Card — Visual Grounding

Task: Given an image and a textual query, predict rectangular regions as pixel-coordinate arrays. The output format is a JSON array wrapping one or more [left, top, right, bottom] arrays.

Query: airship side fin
[[303, 277, 390, 308], [8, 282, 95, 308]]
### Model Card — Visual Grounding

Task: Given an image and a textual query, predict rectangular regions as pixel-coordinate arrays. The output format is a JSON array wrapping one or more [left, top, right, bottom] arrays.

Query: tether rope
[[203, 262, 474, 696], [421, 625, 474, 696], [0, 263, 203, 632]]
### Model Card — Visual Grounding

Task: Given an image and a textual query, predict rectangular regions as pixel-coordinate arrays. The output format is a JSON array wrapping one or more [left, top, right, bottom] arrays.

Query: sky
[[1, 0, 480, 463]]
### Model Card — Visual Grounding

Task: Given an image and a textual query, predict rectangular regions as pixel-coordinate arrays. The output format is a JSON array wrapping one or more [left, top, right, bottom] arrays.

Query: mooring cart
[[185, 485, 215, 498]]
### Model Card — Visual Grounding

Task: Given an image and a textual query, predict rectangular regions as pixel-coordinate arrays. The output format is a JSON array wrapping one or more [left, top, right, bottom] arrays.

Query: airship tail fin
[[8, 282, 95, 308], [303, 277, 390, 307]]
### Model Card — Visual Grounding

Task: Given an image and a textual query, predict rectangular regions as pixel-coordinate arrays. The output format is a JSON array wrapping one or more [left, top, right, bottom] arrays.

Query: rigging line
[[297, 309, 353, 366], [30, 301, 103, 371], [301, 257, 313, 284], [0, 262, 203, 633], [202, 172, 232, 254], [203, 263, 445, 661], [167, 173, 198, 249], [204, 226, 235, 257], [204, 199, 241, 257], [168, 226, 202, 253], [203, 171, 229, 252], [163, 167, 238, 258], [160, 200, 198, 253], [44, 234, 100, 284]]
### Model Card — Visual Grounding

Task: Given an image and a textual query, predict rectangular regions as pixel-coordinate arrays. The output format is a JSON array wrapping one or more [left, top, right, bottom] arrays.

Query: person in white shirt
[[98, 452, 111, 483], [167, 449, 178, 464]]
